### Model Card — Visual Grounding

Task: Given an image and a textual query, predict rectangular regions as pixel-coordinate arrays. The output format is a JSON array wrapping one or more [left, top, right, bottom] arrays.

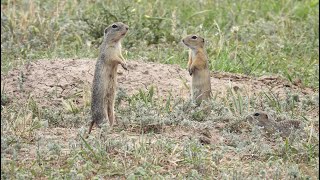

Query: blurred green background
[[1, 0, 319, 88]]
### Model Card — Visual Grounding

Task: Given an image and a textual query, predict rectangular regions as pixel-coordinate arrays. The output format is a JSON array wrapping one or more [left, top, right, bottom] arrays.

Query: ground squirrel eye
[[112, 24, 118, 28], [191, 36, 197, 39], [254, 113, 260, 116]]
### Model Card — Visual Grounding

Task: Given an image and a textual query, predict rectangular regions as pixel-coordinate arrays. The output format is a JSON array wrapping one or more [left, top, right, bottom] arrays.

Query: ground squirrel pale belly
[[246, 111, 301, 137], [182, 35, 211, 104], [89, 22, 129, 134]]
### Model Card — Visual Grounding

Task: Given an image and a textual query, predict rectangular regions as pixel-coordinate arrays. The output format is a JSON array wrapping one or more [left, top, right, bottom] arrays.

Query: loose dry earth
[[2, 58, 316, 107], [1, 58, 319, 179]]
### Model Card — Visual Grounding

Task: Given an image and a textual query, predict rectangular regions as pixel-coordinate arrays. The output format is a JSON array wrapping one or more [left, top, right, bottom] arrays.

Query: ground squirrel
[[88, 22, 129, 134], [246, 111, 301, 137], [182, 35, 211, 104]]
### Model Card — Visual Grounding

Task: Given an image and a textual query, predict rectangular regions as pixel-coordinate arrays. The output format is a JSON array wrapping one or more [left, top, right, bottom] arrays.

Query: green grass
[[1, 86, 319, 179], [1, 0, 319, 88]]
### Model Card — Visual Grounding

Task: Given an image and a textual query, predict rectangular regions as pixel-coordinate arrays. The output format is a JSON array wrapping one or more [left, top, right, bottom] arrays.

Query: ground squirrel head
[[104, 22, 129, 43], [246, 111, 273, 127], [182, 34, 205, 49]]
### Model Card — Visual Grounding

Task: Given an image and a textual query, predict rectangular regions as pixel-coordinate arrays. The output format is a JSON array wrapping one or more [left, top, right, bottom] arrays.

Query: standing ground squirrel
[[246, 111, 302, 137], [182, 35, 212, 104], [88, 22, 129, 134]]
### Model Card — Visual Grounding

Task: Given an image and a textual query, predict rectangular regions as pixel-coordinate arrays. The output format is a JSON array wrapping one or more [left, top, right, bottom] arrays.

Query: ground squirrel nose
[[126, 27, 129, 30]]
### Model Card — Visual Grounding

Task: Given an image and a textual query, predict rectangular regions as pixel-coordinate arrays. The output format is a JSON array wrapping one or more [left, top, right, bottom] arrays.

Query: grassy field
[[1, 0, 319, 88], [1, 0, 319, 179]]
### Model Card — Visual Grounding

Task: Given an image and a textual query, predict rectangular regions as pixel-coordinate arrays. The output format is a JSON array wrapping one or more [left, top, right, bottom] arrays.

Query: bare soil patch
[[1, 58, 316, 107]]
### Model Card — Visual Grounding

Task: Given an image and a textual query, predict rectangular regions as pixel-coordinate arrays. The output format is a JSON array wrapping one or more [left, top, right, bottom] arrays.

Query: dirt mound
[[1, 58, 317, 107]]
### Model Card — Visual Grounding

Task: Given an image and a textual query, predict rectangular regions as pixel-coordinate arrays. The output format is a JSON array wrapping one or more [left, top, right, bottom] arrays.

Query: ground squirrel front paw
[[189, 67, 195, 76], [121, 63, 128, 70]]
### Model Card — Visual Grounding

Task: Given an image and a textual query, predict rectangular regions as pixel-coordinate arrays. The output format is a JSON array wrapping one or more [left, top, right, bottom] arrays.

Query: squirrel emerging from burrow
[[246, 111, 302, 137]]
